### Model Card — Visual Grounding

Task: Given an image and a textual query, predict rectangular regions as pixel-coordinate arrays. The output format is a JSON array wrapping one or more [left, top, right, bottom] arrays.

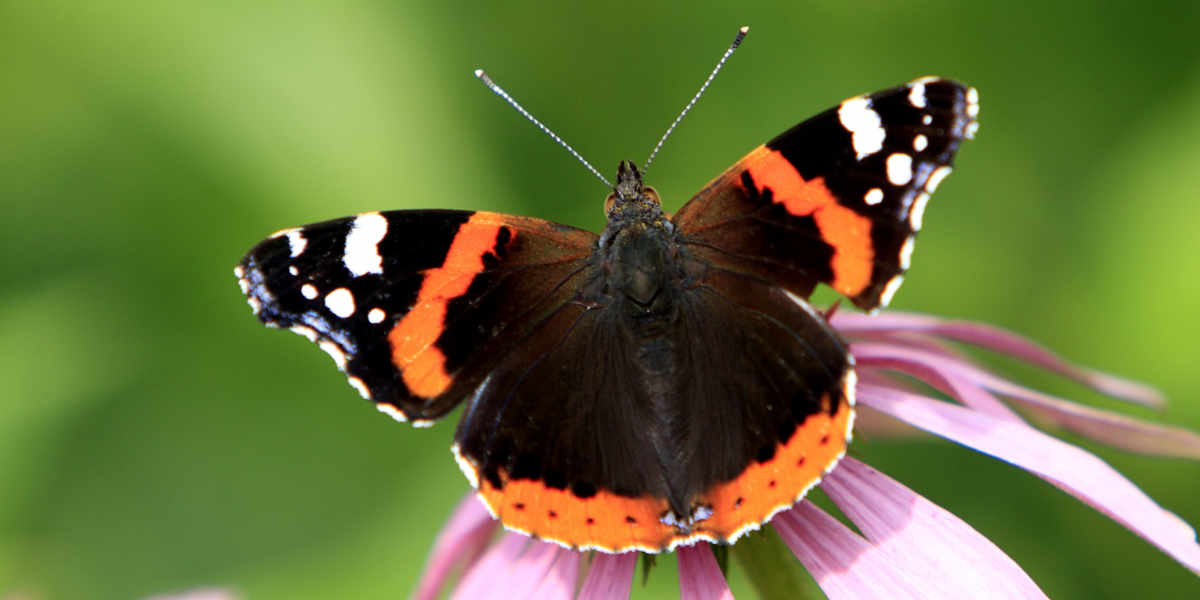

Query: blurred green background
[[3, 1, 1199, 598]]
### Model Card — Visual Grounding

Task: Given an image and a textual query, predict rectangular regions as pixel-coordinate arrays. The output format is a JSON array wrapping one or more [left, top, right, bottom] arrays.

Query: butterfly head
[[604, 160, 662, 216], [598, 161, 671, 250]]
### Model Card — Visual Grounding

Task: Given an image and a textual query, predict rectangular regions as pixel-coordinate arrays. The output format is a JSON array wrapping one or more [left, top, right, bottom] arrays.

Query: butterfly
[[235, 31, 977, 553]]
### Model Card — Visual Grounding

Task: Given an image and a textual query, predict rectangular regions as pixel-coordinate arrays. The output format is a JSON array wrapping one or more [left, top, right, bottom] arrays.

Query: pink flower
[[413, 311, 1200, 599]]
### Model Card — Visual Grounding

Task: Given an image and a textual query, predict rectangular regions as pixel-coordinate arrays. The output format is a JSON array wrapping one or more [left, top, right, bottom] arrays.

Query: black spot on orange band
[[469, 388, 853, 552], [477, 469, 676, 552], [692, 391, 853, 541]]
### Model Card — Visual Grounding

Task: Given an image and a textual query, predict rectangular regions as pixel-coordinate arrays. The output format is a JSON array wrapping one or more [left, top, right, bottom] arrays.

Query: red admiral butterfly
[[235, 28, 978, 553]]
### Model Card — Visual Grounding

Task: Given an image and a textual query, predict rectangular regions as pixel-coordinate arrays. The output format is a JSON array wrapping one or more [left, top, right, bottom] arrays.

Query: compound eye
[[642, 186, 661, 206], [604, 191, 617, 215]]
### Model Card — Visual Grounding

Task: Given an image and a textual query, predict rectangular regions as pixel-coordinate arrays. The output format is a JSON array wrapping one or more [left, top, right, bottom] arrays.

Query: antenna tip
[[739, 25, 750, 33], [473, 68, 485, 78]]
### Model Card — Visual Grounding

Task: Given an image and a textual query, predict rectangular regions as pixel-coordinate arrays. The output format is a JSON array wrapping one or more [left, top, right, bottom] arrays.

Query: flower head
[[414, 311, 1200, 598]]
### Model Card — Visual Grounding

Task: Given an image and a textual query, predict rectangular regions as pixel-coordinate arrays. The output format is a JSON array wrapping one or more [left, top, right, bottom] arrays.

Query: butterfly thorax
[[595, 161, 686, 329]]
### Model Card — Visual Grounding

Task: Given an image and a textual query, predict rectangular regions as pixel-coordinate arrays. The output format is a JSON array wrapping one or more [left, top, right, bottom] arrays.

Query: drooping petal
[[773, 501, 923, 599], [677, 543, 734, 600], [528, 545, 582, 599], [450, 533, 529, 600], [441, 529, 582, 600], [832, 311, 1163, 407], [501, 540, 575, 599], [413, 494, 500, 600], [855, 342, 1200, 459], [965, 367, 1200, 460], [852, 402, 926, 438], [822, 457, 1047, 598], [853, 342, 1022, 421], [858, 382, 1200, 575], [145, 589, 237, 600], [578, 552, 637, 600]]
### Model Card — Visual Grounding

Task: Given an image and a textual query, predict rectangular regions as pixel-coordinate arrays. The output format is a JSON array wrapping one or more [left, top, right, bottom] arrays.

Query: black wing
[[236, 210, 597, 423], [673, 76, 978, 311]]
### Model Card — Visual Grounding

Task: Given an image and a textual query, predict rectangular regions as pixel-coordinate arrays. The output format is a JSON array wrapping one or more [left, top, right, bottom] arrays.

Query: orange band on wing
[[471, 392, 852, 552], [388, 212, 505, 398], [742, 146, 874, 297], [694, 393, 853, 541], [478, 472, 675, 552]]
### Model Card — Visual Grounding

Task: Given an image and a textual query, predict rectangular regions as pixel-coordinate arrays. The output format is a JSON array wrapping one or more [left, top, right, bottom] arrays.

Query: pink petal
[[529, 546, 582, 599], [852, 402, 927, 439], [773, 502, 923, 599], [855, 342, 1200, 459], [578, 552, 636, 600], [832, 311, 1163, 407], [677, 543, 734, 600], [968, 369, 1200, 460], [450, 533, 528, 600], [145, 589, 237, 600], [504, 541, 573, 598], [858, 382, 1200, 575], [413, 494, 499, 600], [853, 341, 1023, 421], [823, 457, 1047, 598]]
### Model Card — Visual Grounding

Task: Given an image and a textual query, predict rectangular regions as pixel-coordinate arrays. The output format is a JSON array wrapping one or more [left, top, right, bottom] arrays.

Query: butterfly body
[[236, 76, 977, 552]]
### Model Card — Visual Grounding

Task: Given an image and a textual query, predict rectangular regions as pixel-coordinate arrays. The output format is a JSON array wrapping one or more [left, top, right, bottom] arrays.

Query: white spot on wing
[[907, 77, 933, 109], [926, 166, 952, 193], [910, 193, 930, 230], [922, 114, 933, 126], [237, 276, 250, 295], [234, 265, 245, 278], [452, 443, 480, 489], [344, 212, 388, 276], [899, 236, 916, 269], [367, 307, 386, 324], [843, 367, 858, 409], [864, 188, 884, 206], [913, 134, 928, 152], [290, 325, 319, 342], [288, 265, 299, 276], [837, 96, 885, 160], [301, 283, 318, 300], [880, 275, 905, 307], [376, 403, 408, 423], [966, 86, 980, 118], [965, 121, 979, 139], [319, 339, 348, 371], [285, 229, 307, 258], [348, 376, 371, 399], [886, 153, 913, 186], [325, 287, 356, 318]]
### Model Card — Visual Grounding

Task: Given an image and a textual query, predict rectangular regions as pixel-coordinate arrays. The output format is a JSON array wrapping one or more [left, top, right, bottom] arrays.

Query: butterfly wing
[[673, 76, 978, 311], [236, 210, 597, 423], [450, 259, 855, 552]]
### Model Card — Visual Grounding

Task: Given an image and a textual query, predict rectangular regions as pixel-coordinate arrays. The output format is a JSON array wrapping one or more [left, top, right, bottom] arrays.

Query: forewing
[[236, 210, 597, 423], [673, 76, 978, 311]]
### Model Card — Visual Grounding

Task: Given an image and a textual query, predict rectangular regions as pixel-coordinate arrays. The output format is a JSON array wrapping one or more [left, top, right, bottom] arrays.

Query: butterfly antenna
[[475, 69, 613, 188], [642, 26, 749, 174]]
